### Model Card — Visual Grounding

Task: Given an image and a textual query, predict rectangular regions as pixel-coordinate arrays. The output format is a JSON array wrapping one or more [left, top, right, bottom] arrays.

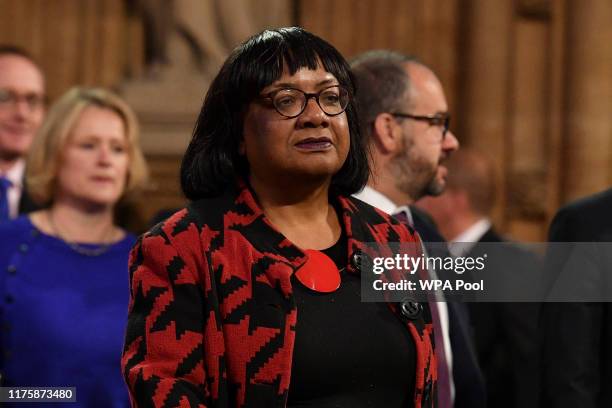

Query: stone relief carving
[[122, 0, 291, 154]]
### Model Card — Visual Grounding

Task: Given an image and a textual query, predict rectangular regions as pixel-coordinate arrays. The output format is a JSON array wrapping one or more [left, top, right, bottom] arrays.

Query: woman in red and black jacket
[[122, 27, 437, 408]]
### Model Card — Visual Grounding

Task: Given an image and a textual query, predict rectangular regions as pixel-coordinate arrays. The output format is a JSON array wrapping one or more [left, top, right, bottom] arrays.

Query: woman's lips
[[295, 137, 333, 150]]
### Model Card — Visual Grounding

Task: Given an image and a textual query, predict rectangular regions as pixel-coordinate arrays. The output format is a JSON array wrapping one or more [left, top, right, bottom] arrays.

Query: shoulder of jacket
[[558, 188, 612, 217], [342, 195, 418, 242], [343, 195, 395, 223]]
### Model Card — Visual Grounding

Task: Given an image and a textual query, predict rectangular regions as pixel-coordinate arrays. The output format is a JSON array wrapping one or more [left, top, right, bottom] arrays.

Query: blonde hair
[[26, 87, 148, 206]]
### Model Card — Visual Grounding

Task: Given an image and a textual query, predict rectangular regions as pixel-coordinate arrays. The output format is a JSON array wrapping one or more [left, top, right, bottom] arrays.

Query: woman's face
[[56, 105, 129, 208], [241, 64, 350, 185]]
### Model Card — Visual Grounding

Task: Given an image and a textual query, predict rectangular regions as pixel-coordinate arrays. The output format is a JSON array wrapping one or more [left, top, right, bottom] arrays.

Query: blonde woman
[[0, 87, 147, 407]]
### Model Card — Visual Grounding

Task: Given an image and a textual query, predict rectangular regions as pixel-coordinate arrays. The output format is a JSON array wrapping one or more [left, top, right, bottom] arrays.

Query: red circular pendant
[[295, 249, 341, 293]]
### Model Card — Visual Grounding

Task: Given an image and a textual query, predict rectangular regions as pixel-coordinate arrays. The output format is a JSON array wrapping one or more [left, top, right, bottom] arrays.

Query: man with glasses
[[352, 51, 457, 206], [0, 46, 46, 220], [352, 50, 485, 408]]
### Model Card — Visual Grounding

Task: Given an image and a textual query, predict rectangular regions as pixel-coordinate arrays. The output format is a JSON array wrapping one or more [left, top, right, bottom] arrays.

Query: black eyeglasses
[[260, 85, 350, 119], [391, 112, 451, 139]]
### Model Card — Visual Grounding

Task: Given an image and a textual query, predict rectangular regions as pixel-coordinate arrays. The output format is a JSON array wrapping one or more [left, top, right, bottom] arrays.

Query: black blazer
[[466, 228, 541, 408], [541, 188, 612, 408], [410, 206, 487, 408]]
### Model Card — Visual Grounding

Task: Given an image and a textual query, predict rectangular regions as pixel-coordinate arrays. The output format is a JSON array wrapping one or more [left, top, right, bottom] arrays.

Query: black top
[[287, 233, 415, 407]]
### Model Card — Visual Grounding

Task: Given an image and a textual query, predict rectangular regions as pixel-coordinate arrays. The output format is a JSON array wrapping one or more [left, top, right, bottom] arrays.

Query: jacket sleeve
[[541, 207, 603, 408], [541, 302, 602, 408], [122, 231, 208, 408]]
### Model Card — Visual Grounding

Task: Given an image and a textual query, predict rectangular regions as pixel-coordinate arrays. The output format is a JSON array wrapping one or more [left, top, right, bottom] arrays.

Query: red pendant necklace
[[294, 249, 341, 293]]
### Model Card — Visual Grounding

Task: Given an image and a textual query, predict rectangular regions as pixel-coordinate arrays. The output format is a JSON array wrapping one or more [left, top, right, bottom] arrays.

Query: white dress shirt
[[449, 218, 492, 257]]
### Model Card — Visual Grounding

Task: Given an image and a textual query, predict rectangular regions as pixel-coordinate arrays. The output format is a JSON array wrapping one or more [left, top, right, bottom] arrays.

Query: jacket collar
[[230, 178, 380, 275]]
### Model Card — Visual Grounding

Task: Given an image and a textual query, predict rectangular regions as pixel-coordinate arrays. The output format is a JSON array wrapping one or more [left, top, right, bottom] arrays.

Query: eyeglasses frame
[[259, 85, 350, 119], [391, 111, 451, 139]]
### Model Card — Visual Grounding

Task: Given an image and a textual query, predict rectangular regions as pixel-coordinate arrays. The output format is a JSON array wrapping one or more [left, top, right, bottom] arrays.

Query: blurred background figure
[[417, 149, 496, 246], [0, 87, 148, 407], [0, 46, 46, 220], [541, 187, 612, 408], [417, 148, 541, 408]]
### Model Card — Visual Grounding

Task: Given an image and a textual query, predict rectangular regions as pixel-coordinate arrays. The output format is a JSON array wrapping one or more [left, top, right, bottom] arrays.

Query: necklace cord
[[46, 211, 116, 257]]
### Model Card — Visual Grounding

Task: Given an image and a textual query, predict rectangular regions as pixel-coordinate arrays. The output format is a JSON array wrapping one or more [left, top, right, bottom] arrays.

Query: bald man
[[0, 46, 46, 219]]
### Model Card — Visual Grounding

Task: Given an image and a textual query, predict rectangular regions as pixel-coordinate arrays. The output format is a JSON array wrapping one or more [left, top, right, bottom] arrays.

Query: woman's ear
[[373, 113, 402, 154]]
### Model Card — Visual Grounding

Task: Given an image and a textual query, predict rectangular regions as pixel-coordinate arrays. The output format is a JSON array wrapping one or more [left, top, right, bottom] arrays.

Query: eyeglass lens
[[272, 86, 349, 118]]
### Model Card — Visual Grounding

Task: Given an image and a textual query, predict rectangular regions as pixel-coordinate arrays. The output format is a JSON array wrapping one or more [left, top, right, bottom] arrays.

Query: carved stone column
[[457, 0, 514, 226], [506, 17, 550, 241], [544, 0, 567, 228], [562, 0, 612, 201]]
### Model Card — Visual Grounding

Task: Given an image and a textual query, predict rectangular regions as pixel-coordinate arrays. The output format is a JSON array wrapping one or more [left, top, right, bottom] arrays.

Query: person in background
[[122, 27, 437, 407], [418, 148, 541, 408], [0, 45, 46, 220], [0, 87, 148, 407], [541, 188, 612, 408], [351, 50, 485, 408], [416, 149, 495, 247]]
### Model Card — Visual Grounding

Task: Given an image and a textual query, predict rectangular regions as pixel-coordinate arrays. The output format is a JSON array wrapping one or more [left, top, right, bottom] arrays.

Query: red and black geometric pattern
[[122, 180, 437, 407]]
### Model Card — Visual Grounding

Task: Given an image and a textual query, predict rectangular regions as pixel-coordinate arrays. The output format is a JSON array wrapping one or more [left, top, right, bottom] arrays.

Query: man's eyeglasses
[[260, 85, 350, 119], [0, 89, 46, 111], [391, 112, 451, 139]]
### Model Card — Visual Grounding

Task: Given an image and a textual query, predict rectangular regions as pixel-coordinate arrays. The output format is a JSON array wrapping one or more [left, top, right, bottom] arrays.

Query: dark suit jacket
[[410, 206, 487, 408], [541, 188, 612, 408], [466, 228, 541, 408]]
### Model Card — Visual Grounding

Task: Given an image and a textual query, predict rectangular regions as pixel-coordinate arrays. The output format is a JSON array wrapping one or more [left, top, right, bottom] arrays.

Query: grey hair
[[350, 50, 422, 141]]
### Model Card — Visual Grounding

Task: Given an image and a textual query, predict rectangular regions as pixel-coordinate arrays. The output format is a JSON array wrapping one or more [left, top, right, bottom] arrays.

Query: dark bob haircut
[[180, 26, 369, 200]]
